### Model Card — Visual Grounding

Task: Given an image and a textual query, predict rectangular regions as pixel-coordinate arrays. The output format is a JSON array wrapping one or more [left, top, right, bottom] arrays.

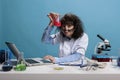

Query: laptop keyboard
[[10, 59, 51, 66], [40, 59, 51, 63], [11, 59, 39, 66], [25, 59, 39, 64]]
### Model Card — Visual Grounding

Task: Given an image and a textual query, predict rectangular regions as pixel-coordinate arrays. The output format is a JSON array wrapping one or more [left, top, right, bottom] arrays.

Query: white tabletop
[[0, 59, 120, 80]]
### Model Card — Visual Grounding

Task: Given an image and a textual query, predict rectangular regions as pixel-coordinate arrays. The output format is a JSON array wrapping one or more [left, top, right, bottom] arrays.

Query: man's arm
[[55, 52, 83, 64], [41, 26, 53, 43]]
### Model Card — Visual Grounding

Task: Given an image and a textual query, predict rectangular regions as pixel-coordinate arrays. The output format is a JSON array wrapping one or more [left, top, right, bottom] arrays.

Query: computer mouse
[[2, 61, 13, 71]]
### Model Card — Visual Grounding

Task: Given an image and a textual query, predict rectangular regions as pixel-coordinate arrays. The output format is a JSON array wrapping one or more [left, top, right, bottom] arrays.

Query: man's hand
[[43, 55, 55, 63], [47, 12, 60, 27]]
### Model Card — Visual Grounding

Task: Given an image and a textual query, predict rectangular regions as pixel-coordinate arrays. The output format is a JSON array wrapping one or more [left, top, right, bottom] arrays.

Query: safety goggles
[[62, 28, 75, 32], [61, 24, 75, 32]]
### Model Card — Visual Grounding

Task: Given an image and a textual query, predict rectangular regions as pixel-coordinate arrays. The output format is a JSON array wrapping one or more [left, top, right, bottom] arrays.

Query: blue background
[[0, 0, 120, 58]]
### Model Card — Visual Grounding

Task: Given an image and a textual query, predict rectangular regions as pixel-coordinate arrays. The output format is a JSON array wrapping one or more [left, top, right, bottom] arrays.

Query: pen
[[59, 63, 88, 68]]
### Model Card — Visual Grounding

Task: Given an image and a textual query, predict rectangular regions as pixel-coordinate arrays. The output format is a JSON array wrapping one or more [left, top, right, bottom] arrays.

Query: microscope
[[92, 34, 112, 62]]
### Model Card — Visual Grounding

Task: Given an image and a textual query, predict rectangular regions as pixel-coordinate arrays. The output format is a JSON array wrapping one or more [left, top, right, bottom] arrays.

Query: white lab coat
[[51, 32, 89, 57]]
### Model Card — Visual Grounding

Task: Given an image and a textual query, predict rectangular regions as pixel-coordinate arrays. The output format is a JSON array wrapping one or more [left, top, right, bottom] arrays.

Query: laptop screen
[[5, 42, 21, 60]]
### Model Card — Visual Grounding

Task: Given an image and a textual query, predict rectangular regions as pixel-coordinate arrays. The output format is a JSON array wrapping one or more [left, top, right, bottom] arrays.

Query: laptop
[[5, 41, 52, 66]]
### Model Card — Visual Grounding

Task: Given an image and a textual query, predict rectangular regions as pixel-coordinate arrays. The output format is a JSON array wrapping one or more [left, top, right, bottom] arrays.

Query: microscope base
[[92, 54, 112, 62]]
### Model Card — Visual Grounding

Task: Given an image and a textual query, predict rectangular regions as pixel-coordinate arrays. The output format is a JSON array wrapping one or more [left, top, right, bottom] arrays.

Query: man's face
[[61, 24, 75, 38]]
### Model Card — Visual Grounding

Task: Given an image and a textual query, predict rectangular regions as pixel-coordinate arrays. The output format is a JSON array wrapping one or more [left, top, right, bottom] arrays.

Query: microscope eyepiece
[[97, 34, 105, 41]]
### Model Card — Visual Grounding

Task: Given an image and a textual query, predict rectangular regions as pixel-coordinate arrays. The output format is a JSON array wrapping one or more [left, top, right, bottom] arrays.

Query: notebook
[[5, 41, 52, 66]]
